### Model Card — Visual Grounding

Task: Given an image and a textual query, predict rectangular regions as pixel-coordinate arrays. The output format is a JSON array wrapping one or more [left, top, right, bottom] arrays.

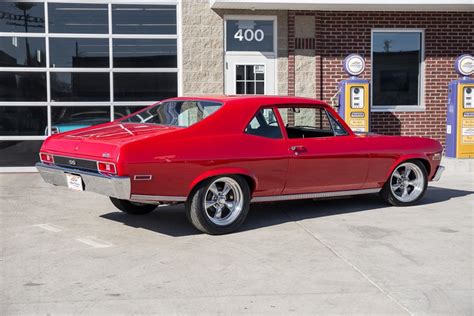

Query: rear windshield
[[121, 100, 223, 127]]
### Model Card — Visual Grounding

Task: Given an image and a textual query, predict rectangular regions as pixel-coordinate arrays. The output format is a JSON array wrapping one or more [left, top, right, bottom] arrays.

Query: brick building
[[0, 0, 472, 171]]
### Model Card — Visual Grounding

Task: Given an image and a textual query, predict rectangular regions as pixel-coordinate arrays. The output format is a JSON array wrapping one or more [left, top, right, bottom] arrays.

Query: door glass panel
[[112, 5, 176, 35], [277, 107, 334, 139], [113, 39, 177, 68], [50, 72, 110, 101], [51, 106, 110, 133], [49, 38, 109, 68], [48, 3, 108, 34], [0, 2, 45, 33], [0, 106, 47, 136], [0, 37, 45, 67], [0, 140, 44, 167], [0, 72, 46, 101], [113, 72, 177, 101], [235, 65, 265, 95]]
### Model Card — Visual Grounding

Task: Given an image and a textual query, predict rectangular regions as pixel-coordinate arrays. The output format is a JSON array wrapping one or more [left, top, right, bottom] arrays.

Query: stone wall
[[181, 0, 288, 95]]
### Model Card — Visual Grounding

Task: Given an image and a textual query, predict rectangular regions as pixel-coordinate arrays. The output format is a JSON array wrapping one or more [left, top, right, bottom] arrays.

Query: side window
[[245, 108, 282, 139], [277, 106, 335, 139], [327, 112, 349, 136]]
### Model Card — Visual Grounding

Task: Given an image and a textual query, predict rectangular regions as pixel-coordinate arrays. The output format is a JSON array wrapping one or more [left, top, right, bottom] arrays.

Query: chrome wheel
[[390, 162, 425, 203], [204, 177, 244, 226]]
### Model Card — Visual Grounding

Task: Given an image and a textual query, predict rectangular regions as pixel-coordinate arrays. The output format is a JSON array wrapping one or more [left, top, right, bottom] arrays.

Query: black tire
[[380, 160, 428, 206], [109, 197, 157, 215], [185, 175, 250, 235]]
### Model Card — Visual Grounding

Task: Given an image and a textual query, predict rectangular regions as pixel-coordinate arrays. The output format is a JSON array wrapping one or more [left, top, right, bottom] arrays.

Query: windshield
[[121, 100, 223, 127]]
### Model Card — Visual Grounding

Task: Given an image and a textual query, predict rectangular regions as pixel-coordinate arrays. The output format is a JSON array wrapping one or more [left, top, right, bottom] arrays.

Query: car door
[[276, 106, 370, 195]]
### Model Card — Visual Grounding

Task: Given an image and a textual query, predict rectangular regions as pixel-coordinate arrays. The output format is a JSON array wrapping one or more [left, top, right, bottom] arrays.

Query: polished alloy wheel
[[390, 162, 425, 203], [204, 177, 244, 226]]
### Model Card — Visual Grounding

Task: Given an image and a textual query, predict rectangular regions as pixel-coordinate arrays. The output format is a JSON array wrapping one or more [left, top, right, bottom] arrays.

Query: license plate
[[66, 174, 84, 191]]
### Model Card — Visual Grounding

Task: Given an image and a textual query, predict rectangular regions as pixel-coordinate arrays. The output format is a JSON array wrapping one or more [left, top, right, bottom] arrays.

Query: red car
[[37, 96, 444, 234]]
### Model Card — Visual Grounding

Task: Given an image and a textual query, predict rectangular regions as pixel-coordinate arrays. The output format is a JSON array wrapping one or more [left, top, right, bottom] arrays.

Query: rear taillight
[[39, 152, 54, 164], [97, 161, 117, 175]]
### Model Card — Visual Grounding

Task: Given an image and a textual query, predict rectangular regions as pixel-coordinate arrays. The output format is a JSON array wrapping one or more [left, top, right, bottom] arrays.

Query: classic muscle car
[[36, 96, 444, 234]]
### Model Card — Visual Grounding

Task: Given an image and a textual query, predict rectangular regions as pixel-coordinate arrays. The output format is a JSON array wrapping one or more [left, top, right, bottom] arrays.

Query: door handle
[[290, 145, 306, 155]]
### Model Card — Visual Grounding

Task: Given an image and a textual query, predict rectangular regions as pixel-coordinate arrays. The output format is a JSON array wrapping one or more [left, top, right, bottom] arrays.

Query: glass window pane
[[0, 37, 46, 67], [50, 72, 110, 102], [372, 32, 422, 106], [0, 106, 47, 136], [0, 72, 46, 101], [112, 5, 176, 34], [236, 81, 244, 94], [49, 38, 109, 68], [0, 2, 45, 33], [0, 140, 43, 167], [113, 106, 148, 119], [113, 39, 177, 68], [236, 65, 244, 80], [277, 107, 333, 139], [246, 82, 254, 94], [114, 72, 177, 101], [245, 108, 282, 139], [51, 106, 111, 133], [48, 3, 108, 34], [256, 82, 264, 94], [226, 20, 274, 52]]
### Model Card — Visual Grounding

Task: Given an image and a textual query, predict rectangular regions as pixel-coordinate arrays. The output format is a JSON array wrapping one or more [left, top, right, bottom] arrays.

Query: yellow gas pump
[[446, 54, 474, 158], [338, 54, 370, 133]]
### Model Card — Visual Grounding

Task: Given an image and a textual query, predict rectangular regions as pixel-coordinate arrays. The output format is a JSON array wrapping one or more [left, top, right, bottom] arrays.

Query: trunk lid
[[42, 123, 180, 160]]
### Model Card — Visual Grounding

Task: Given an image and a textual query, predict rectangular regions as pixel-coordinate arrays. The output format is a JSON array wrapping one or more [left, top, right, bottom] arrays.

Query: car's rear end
[[36, 122, 179, 200]]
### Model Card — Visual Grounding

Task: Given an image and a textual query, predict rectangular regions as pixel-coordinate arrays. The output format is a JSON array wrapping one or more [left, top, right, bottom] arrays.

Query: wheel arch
[[385, 155, 431, 181], [186, 168, 258, 199]]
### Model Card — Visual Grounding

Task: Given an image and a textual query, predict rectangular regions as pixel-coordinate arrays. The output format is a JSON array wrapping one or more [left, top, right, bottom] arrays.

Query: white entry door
[[224, 16, 277, 95], [225, 54, 275, 95]]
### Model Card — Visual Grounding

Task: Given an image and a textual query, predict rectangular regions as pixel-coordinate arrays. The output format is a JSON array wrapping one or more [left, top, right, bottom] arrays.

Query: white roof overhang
[[209, 0, 474, 11]]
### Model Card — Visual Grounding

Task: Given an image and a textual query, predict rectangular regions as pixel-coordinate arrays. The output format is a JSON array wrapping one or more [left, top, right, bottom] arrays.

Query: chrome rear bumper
[[431, 165, 445, 182], [35, 162, 130, 199]]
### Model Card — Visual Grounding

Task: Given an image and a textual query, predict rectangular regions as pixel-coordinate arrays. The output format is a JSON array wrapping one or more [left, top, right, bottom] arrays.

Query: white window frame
[[0, 0, 180, 172], [370, 28, 425, 112]]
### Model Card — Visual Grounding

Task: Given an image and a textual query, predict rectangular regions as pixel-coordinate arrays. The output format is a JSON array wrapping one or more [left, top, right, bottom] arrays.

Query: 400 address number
[[234, 28, 265, 42]]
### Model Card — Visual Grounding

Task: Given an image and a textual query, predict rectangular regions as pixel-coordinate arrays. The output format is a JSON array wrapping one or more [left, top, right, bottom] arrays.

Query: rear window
[[121, 100, 223, 127]]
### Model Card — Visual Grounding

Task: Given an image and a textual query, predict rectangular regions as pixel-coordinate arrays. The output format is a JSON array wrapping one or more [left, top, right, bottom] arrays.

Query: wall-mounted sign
[[343, 54, 365, 77], [454, 54, 473, 77], [226, 19, 274, 52]]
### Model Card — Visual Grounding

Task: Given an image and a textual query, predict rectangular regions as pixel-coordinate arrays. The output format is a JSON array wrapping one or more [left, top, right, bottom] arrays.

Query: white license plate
[[66, 174, 84, 191]]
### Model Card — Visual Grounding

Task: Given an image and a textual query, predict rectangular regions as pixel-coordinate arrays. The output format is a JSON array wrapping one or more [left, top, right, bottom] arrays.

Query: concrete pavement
[[0, 159, 473, 315]]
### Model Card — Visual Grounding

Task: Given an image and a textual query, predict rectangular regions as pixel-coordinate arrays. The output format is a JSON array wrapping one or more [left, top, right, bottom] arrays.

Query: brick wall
[[288, 11, 473, 146]]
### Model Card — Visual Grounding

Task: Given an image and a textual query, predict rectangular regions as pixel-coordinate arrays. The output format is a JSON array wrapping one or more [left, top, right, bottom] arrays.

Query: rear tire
[[380, 160, 428, 206], [185, 175, 250, 235], [109, 197, 157, 215]]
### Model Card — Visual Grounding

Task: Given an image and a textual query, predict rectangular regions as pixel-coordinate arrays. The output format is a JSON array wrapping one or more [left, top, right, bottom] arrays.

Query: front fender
[[187, 167, 258, 196], [384, 153, 433, 181]]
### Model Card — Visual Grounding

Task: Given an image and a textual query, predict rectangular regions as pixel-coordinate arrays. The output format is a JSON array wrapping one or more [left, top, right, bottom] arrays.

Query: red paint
[[39, 96, 443, 199]]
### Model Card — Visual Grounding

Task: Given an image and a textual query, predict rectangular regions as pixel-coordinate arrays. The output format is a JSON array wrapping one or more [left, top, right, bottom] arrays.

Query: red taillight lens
[[39, 152, 54, 164], [97, 161, 117, 175]]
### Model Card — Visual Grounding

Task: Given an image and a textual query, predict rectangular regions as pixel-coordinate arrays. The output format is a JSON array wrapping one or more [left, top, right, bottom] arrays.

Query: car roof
[[164, 95, 329, 108]]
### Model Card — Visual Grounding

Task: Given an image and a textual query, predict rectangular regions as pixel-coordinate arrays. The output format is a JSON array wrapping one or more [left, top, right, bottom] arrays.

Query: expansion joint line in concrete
[[284, 211, 414, 316]]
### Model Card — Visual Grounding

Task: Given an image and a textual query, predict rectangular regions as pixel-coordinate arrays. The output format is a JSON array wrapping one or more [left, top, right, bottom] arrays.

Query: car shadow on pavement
[[100, 186, 473, 237]]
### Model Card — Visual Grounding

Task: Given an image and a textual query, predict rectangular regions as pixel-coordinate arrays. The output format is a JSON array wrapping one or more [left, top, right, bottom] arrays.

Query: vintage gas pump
[[446, 54, 474, 158], [337, 54, 370, 133]]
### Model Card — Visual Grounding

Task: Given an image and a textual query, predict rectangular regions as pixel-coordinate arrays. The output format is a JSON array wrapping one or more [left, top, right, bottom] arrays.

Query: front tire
[[185, 175, 250, 235], [109, 197, 157, 215], [381, 160, 428, 206]]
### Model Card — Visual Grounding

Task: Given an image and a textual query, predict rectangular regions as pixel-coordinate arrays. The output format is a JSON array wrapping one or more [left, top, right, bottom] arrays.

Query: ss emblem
[[69, 159, 77, 166]]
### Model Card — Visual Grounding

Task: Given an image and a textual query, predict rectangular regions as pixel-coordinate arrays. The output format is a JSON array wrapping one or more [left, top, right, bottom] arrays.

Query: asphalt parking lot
[[1, 159, 473, 315]]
